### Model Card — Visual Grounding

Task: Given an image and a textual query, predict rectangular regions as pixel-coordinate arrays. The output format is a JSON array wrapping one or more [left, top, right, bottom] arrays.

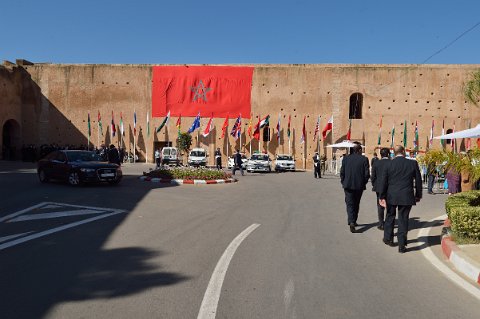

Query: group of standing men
[[340, 143, 422, 254]]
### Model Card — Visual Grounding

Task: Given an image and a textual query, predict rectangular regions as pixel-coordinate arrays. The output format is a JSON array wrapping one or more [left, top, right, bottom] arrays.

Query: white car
[[188, 148, 207, 167], [227, 154, 248, 169], [247, 153, 272, 173], [275, 154, 295, 172], [161, 147, 180, 166]]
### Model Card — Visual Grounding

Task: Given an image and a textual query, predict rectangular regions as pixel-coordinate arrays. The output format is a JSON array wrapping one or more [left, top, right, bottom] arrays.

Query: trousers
[[344, 189, 364, 225], [384, 204, 412, 248], [376, 192, 385, 225]]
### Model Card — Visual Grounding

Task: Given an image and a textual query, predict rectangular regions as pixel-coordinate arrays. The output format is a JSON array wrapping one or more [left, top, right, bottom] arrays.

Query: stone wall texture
[[1, 62, 480, 168]]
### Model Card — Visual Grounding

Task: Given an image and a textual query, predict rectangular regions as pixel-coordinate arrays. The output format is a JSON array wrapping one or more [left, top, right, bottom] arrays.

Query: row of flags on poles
[[86, 111, 467, 151]]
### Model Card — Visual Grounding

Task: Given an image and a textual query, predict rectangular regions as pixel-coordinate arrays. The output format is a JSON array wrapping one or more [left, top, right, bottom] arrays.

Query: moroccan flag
[[98, 111, 103, 136], [390, 124, 395, 148], [346, 119, 352, 140], [322, 116, 333, 140], [156, 111, 171, 133], [202, 114, 214, 137], [220, 115, 229, 139], [230, 114, 242, 140], [441, 120, 445, 148], [253, 116, 261, 140], [176, 114, 181, 136], [133, 110, 137, 136], [120, 112, 125, 136], [276, 114, 281, 144], [247, 115, 253, 138], [403, 120, 407, 148], [87, 113, 91, 138], [313, 115, 320, 141], [414, 121, 419, 151], [429, 120, 434, 147], [152, 66, 254, 118], [377, 116, 382, 145], [300, 116, 306, 144], [111, 111, 116, 137], [188, 113, 201, 133], [287, 115, 291, 139], [147, 111, 150, 137]]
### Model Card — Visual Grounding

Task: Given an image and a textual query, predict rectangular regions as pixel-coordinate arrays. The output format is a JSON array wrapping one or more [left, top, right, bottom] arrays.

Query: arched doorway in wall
[[2, 119, 21, 160]]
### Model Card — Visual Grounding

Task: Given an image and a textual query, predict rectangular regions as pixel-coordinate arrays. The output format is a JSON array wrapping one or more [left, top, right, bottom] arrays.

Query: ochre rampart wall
[[1, 62, 480, 168]]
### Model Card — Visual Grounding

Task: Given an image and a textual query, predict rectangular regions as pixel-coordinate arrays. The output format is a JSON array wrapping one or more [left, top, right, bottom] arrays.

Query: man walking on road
[[371, 147, 391, 230], [379, 145, 422, 253], [232, 149, 244, 176], [340, 142, 370, 233]]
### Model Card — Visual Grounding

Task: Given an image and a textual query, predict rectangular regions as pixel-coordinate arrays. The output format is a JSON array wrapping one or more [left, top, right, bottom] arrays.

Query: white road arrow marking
[[0, 211, 125, 251], [7, 209, 107, 222], [0, 232, 34, 244]]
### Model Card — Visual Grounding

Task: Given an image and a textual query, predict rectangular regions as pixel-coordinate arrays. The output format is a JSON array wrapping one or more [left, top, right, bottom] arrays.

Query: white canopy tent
[[326, 140, 365, 148], [433, 124, 480, 139]]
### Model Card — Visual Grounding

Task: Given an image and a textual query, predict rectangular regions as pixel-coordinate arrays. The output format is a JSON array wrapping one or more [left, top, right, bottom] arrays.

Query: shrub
[[445, 190, 480, 240], [146, 167, 231, 180]]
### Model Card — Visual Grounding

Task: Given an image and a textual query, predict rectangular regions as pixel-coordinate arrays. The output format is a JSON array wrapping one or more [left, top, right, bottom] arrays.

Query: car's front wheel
[[68, 171, 82, 186], [38, 169, 49, 183]]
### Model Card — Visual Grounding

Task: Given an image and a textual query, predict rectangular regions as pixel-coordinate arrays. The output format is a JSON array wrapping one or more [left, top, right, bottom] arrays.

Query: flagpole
[[145, 113, 148, 164]]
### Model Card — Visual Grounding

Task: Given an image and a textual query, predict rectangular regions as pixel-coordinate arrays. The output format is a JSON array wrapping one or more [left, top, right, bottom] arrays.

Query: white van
[[188, 148, 207, 167], [161, 147, 180, 166]]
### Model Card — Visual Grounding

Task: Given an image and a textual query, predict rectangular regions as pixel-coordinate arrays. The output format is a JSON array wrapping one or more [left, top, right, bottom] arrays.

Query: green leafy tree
[[464, 70, 480, 107], [177, 132, 192, 154]]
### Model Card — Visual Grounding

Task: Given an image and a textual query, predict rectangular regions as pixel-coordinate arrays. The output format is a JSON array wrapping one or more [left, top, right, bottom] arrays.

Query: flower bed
[[445, 190, 480, 240], [144, 167, 231, 181]]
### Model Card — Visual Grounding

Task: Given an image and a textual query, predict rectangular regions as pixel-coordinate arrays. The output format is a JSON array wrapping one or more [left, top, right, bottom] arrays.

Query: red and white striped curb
[[441, 219, 480, 285], [139, 176, 237, 185]]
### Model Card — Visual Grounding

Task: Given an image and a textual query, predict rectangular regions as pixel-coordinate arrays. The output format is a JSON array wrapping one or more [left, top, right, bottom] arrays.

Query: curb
[[139, 176, 237, 185], [441, 219, 480, 285]]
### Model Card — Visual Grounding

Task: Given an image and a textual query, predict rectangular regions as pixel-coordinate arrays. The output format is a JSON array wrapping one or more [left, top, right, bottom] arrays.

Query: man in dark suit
[[232, 149, 244, 176], [371, 148, 391, 230], [340, 142, 370, 233], [379, 145, 422, 253]]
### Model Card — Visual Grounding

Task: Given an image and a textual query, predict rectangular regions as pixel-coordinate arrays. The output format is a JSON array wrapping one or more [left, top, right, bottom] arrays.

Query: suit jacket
[[379, 156, 422, 206], [234, 153, 243, 166], [371, 158, 390, 193], [340, 153, 370, 190]]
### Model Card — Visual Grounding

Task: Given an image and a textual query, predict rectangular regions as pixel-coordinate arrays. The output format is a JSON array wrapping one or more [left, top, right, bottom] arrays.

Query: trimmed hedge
[[145, 167, 231, 180], [445, 190, 480, 240]]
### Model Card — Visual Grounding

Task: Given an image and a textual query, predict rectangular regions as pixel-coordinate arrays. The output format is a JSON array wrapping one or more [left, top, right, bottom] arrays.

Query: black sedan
[[37, 150, 122, 186]]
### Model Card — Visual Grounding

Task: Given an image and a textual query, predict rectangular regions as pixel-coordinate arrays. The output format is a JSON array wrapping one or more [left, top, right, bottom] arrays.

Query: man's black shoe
[[349, 224, 356, 233], [354, 222, 359, 227], [383, 239, 395, 247], [377, 223, 384, 230], [428, 191, 435, 195], [399, 247, 407, 254]]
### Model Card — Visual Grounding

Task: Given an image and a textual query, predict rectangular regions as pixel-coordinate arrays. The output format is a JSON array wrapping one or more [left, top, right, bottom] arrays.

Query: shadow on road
[[0, 161, 188, 319]]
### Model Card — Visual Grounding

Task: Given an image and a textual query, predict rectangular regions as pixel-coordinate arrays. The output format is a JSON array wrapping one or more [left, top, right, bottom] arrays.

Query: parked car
[[188, 148, 208, 167], [246, 153, 272, 173], [275, 154, 295, 172], [161, 147, 180, 166], [227, 153, 248, 169], [37, 150, 122, 186]]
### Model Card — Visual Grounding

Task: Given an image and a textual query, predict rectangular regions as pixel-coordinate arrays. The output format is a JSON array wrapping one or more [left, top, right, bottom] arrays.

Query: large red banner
[[152, 66, 253, 118]]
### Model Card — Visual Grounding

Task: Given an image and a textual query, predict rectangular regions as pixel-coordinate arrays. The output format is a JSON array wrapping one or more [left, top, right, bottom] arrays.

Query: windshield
[[66, 151, 102, 162], [277, 155, 293, 161], [251, 154, 269, 161], [190, 151, 205, 157]]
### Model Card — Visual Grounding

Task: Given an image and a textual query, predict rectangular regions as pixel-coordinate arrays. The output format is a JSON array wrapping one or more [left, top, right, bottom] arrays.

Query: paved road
[[1, 161, 479, 319]]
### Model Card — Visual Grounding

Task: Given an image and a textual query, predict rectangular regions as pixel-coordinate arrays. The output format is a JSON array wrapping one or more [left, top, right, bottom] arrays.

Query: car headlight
[[80, 168, 95, 173]]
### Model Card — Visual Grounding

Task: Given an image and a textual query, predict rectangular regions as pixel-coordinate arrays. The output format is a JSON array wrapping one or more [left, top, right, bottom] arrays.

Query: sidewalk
[[441, 219, 480, 285]]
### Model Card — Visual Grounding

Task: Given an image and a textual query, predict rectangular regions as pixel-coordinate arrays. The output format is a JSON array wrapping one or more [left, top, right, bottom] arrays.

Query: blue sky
[[1, 0, 479, 64]]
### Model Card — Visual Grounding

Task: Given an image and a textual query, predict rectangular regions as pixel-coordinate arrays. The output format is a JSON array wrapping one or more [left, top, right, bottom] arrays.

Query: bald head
[[394, 145, 405, 156]]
